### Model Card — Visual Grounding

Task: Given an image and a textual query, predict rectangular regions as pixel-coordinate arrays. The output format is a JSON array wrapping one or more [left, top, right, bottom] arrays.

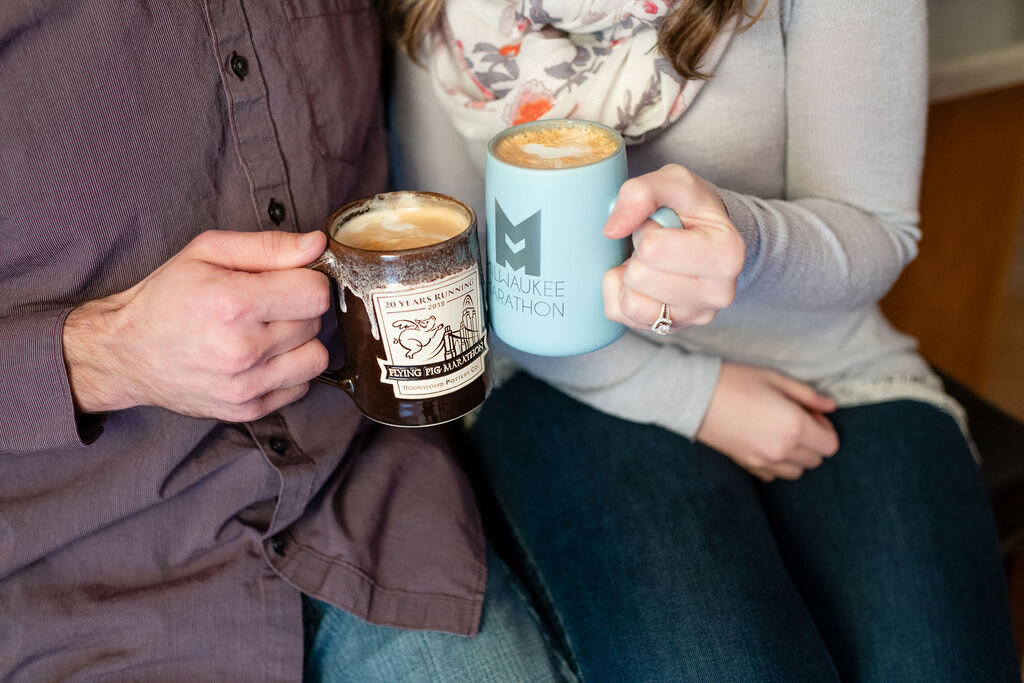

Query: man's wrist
[[62, 296, 138, 414]]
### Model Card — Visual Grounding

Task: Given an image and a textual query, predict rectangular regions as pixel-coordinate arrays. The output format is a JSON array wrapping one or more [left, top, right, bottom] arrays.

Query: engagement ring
[[651, 303, 672, 335]]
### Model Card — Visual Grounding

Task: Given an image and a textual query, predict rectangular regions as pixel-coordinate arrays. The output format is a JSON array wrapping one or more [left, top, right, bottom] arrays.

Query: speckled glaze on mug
[[308, 191, 491, 427]]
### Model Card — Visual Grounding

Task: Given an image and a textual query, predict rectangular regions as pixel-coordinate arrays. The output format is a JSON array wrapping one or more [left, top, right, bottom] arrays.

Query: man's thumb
[[190, 230, 326, 272]]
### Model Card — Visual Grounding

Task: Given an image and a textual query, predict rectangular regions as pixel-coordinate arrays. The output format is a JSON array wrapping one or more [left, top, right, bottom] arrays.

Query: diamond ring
[[651, 303, 672, 335]]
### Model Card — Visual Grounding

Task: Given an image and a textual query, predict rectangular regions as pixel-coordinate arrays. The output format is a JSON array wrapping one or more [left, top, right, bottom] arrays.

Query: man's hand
[[696, 363, 840, 481], [602, 164, 745, 333], [63, 230, 331, 422]]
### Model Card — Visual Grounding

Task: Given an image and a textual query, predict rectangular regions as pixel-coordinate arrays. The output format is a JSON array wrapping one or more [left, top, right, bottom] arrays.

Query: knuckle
[[210, 290, 250, 324], [601, 268, 619, 297], [741, 456, 765, 472], [777, 415, 803, 442], [234, 339, 262, 370], [603, 298, 619, 322], [692, 309, 717, 326], [705, 247, 741, 280], [635, 231, 664, 264], [279, 384, 310, 410], [229, 401, 265, 423], [776, 468, 803, 481], [602, 275, 620, 320], [621, 259, 647, 289], [660, 163, 692, 184], [209, 354, 233, 376], [189, 230, 215, 253], [218, 377, 260, 405], [712, 282, 736, 309], [310, 343, 330, 376], [746, 465, 773, 482], [618, 292, 646, 321], [602, 301, 623, 325], [716, 236, 745, 275], [212, 406, 240, 423], [726, 244, 745, 277], [217, 338, 260, 375], [309, 276, 332, 316], [210, 350, 238, 376], [619, 177, 654, 206], [213, 383, 236, 405]]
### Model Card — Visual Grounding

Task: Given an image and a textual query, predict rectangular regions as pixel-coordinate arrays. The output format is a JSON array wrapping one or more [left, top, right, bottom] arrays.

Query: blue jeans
[[303, 546, 576, 682], [468, 373, 1018, 682]]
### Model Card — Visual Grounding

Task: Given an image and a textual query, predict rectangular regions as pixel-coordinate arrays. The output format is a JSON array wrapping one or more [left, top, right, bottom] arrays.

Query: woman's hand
[[602, 164, 745, 333], [696, 363, 840, 482]]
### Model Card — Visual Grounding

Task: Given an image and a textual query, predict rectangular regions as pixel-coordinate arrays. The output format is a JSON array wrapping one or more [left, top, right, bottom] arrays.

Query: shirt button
[[271, 534, 286, 555], [228, 51, 248, 80], [268, 199, 286, 225], [268, 436, 289, 455]]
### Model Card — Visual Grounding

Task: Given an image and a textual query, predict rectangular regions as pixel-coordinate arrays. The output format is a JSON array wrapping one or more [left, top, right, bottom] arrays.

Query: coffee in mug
[[491, 121, 620, 169], [332, 203, 468, 251], [308, 191, 491, 427]]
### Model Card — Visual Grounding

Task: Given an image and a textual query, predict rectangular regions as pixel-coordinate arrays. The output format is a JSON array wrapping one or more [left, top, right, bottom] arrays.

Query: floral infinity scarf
[[427, 0, 738, 143]]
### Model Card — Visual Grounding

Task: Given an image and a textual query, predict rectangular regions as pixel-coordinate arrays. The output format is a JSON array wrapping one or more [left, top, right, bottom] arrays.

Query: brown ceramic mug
[[307, 191, 491, 427]]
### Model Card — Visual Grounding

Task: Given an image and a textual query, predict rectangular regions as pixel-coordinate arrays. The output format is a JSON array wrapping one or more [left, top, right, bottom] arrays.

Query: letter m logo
[[494, 200, 541, 277]]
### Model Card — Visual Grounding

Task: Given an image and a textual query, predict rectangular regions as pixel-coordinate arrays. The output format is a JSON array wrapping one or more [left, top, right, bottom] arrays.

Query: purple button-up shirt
[[0, 2, 485, 679]]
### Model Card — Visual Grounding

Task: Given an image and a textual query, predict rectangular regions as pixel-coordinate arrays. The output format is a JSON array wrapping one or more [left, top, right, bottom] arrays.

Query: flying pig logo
[[494, 200, 541, 277]]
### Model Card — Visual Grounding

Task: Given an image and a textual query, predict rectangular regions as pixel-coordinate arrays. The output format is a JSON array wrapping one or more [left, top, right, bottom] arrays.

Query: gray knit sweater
[[391, 0, 963, 439]]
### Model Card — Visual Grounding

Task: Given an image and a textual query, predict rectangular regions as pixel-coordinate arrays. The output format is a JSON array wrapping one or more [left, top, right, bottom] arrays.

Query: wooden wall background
[[881, 85, 1024, 395]]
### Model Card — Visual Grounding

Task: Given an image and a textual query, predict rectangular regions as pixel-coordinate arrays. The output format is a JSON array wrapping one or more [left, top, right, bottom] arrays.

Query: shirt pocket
[[282, 0, 382, 161]]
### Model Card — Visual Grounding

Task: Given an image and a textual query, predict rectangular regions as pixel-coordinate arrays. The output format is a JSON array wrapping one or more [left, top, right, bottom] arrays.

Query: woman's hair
[[385, 0, 765, 80], [657, 0, 765, 79]]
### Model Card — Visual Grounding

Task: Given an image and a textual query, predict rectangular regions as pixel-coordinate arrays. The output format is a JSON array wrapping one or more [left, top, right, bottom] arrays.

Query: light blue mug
[[486, 119, 678, 357]]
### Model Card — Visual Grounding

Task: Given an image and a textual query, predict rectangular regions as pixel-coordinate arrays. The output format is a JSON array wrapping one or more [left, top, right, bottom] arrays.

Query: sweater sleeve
[[0, 309, 103, 453], [501, 335, 722, 439], [726, 0, 927, 310]]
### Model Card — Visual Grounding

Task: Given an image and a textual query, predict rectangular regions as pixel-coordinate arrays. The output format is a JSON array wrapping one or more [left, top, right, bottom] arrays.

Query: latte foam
[[332, 202, 469, 251], [492, 122, 619, 169]]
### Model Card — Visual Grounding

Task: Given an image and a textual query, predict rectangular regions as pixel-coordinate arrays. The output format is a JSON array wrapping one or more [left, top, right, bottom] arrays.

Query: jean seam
[[492, 550, 581, 683], [490, 494, 586, 683]]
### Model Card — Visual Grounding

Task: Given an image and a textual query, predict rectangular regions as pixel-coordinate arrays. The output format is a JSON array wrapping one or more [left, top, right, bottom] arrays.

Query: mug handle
[[306, 247, 356, 396], [649, 206, 683, 229], [604, 203, 684, 232]]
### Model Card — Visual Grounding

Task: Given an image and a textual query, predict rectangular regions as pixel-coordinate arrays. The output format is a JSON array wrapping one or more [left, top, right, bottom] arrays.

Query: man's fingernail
[[301, 231, 321, 248]]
